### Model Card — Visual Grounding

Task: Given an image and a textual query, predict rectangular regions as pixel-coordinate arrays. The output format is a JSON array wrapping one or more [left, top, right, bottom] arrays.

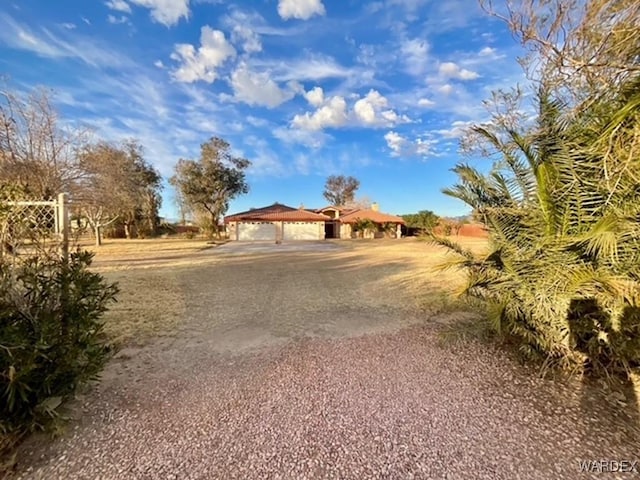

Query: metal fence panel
[[1, 193, 69, 262]]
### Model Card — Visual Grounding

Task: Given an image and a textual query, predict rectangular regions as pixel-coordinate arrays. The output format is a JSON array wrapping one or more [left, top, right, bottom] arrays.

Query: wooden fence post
[[58, 193, 69, 264]]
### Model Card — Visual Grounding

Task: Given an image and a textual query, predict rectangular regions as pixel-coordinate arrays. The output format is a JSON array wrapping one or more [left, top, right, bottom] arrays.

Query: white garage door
[[283, 222, 321, 240], [237, 222, 276, 241]]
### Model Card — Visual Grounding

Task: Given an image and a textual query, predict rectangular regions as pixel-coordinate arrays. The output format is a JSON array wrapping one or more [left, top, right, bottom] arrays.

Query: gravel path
[[15, 248, 640, 479]]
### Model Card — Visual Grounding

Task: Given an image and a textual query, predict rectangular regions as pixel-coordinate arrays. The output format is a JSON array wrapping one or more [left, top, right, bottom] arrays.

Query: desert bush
[[156, 222, 177, 236], [0, 249, 118, 450], [352, 218, 376, 238]]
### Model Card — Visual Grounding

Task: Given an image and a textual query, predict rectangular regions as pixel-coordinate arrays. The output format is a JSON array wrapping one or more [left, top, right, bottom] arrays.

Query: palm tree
[[435, 82, 640, 376]]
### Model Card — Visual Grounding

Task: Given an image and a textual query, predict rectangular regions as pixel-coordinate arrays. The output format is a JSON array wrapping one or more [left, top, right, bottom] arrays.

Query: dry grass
[[82, 238, 214, 260], [77, 239, 214, 346], [87, 236, 489, 347], [345, 236, 488, 314], [101, 270, 187, 347], [85, 239, 228, 273]]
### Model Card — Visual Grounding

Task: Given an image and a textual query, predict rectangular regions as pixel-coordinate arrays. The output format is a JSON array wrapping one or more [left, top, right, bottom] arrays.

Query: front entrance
[[324, 221, 339, 239]]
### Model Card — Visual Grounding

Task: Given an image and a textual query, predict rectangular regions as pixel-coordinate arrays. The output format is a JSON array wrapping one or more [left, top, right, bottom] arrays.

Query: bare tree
[[480, 0, 640, 107], [343, 196, 373, 210], [173, 186, 192, 225], [75, 143, 123, 246], [0, 86, 88, 199], [76, 140, 161, 245], [323, 175, 360, 206]]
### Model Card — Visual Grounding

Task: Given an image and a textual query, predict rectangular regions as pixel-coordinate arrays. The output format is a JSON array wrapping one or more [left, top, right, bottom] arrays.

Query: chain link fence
[[0, 193, 69, 263]]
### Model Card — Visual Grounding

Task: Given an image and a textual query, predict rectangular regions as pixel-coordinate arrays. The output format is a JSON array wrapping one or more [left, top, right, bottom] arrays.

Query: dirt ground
[[86, 237, 486, 347], [13, 237, 640, 479]]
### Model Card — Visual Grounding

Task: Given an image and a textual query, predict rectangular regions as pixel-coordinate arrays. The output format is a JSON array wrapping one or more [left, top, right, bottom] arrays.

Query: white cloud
[[278, 0, 326, 20], [294, 154, 311, 175], [435, 120, 473, 138], [224, 11, 262, 53], [154, 59, 164, 68], [60, 22, 76, 30], [105, 0, 131, 13], [384, 131, 405, 155], [242, 137, 288, 176], [261, 54, 358, 82], [0, 19, 67, 58], [292, 89, 409, 134], [417, 98, 435, 107], [353, 90, 385, 124], [304, 86, 324, 107], [128, 0, 190, 26], [0, 13, 130, 67], [437, 84, 454, 95], [231, 26, 261, 54], [107, 14, 129, 24], [384, 131, 435, 158], [353, 89, 410, 127], [438, 61, 479, 80], [249, 151, 288, 176], [245, 116, 268, 128], [230, 63, 298, 108], [387, 0, 429, 12], [171, 26, 236, 83], [292, 95, 348, 131], [479, 46, 496, 56], [273, 125, 330, 148], [365, 2, 384, 13], [401, 38, 429, 76], [65, 71, 207, 177]]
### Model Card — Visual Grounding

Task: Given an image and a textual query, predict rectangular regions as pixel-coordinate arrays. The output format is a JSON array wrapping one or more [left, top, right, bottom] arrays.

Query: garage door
[[283, 222, 321, 240], [237, 222, 276, 241]]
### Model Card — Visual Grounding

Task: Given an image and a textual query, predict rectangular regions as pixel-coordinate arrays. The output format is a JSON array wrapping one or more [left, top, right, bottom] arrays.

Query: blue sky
[[0, 0, 525, 218]]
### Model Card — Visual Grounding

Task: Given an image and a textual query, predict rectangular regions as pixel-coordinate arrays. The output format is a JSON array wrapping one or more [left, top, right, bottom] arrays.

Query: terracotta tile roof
[[257, 210, 331, 222], [225, 203, 330, 223], [338, 209, 405, 224]]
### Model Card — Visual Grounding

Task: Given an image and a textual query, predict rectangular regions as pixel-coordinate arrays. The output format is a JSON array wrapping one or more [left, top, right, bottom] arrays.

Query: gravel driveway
[[15, 247, 640, 479]]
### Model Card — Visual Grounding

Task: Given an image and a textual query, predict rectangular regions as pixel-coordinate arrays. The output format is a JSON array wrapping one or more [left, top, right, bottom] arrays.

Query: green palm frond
[[438, 71, 640, 375], [570, 214, 622, 263]]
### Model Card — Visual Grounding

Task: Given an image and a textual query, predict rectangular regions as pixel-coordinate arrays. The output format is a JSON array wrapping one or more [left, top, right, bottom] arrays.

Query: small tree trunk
[[94, 226, 102, 246], [149, 195, 159, 235], [211, 212, 218, 239], [124, 222, 131, 239]]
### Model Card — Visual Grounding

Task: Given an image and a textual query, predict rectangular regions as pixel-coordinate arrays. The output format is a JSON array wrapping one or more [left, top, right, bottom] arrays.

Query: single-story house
[[225, 203, 330, 241], [317, 203, 405, 239], [225, 202, 405, 241]]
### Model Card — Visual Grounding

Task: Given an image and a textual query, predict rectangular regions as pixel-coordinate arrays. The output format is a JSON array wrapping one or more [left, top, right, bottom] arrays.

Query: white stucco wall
[[282, 222, 324, 240]]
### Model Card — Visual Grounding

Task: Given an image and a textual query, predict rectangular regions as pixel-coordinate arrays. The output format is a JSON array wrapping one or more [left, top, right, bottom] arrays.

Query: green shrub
[[0, 250, 118, 447], [353, 218, 376, 238]]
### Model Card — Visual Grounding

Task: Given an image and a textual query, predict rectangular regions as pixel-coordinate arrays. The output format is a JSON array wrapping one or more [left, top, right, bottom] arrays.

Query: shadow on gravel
[[573, 377, 640, 474]]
